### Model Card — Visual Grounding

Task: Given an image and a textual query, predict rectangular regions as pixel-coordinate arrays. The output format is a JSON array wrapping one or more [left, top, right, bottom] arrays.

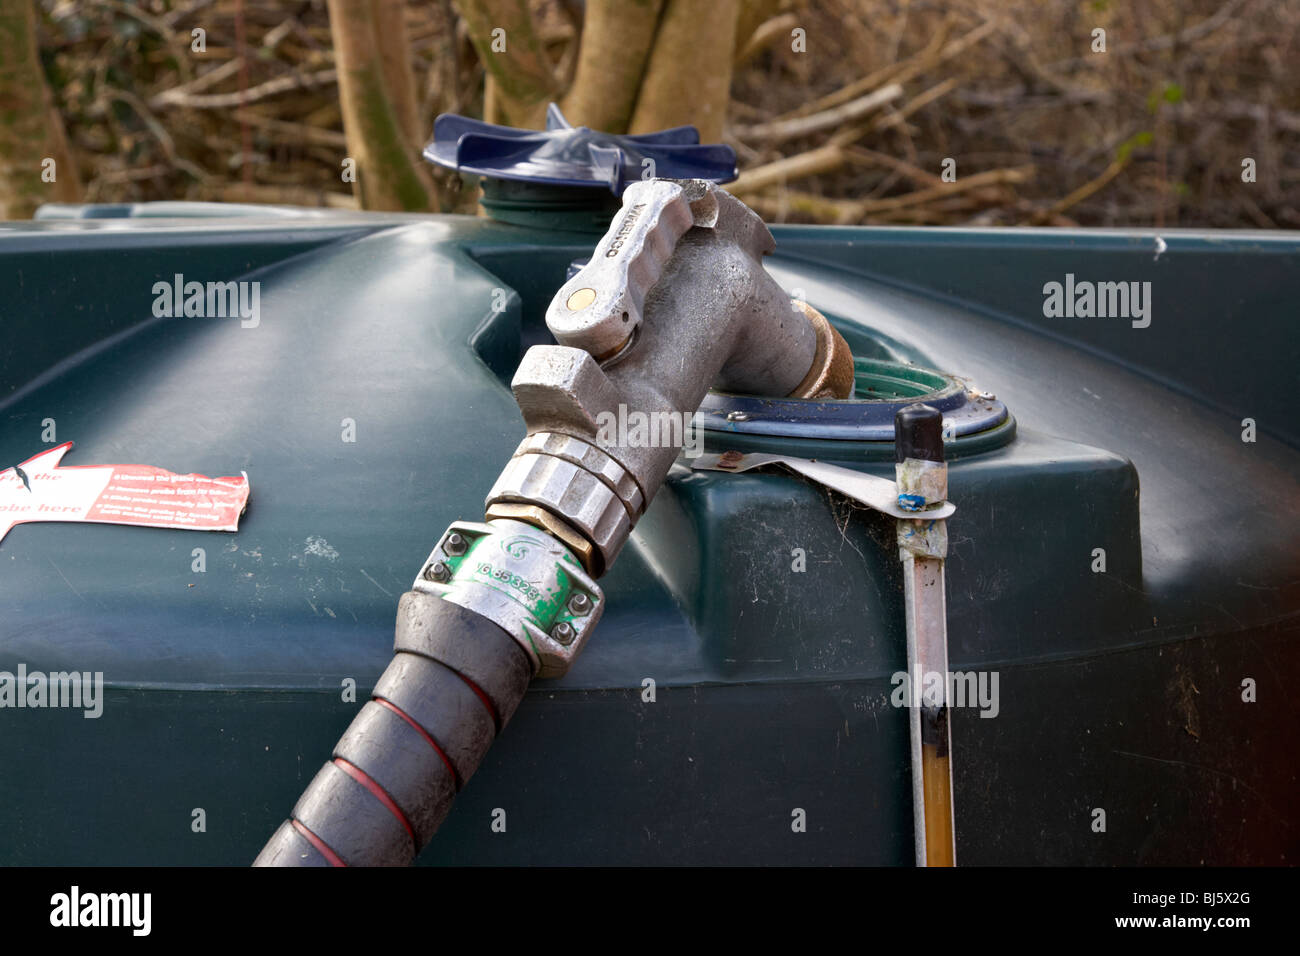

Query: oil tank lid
[[423, 104, 737, 196], [700, 358, 1010, 442]]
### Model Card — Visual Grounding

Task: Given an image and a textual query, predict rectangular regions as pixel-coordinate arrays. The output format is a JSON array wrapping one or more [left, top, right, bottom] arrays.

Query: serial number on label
[[473, 562, 543, 603]]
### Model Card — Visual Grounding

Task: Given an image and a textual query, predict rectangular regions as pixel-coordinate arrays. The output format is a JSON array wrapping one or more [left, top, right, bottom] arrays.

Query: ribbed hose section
[[254, 593, 532, 866]]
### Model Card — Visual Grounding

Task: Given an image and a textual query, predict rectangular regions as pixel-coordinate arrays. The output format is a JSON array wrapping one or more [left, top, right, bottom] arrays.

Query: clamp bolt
[[567, 592, 592, 615], [425, 561, 452, 583], [552, 621, 576, 645], [726, 411, 749, 423], [444, 532, 468, 556]]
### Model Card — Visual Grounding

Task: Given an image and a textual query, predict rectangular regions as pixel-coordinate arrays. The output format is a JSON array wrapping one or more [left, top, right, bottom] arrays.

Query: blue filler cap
[[424, 104, 737, 196]]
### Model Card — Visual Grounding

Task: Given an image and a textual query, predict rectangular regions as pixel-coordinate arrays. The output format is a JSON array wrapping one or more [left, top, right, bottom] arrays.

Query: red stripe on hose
[[374, 697, 460, 790], [333, 757, 416, 846], [291, 819, 346, 867], [452, 671, 499, 729]]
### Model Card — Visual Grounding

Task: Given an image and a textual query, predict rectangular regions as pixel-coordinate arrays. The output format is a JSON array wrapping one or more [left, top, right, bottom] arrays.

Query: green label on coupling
[[459, 530, 574, 626]]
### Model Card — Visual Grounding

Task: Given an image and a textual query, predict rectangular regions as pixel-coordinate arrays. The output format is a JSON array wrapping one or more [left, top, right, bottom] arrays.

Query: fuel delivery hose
[[255, 178, 855, 866], [255, 595, 530, 866]]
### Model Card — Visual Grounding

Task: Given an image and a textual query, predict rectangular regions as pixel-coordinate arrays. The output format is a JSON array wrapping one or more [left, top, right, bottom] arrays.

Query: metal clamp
[[691, 451, 956, 521], [412, 519, 605, 679]]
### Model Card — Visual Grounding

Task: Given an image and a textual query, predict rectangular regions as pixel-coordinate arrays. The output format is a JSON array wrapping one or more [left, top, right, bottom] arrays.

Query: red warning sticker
[[0, 442, 249, 544]]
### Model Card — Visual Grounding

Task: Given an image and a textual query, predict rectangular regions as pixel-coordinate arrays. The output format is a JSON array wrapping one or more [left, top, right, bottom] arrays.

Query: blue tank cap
[[424, 103, 737, 195]]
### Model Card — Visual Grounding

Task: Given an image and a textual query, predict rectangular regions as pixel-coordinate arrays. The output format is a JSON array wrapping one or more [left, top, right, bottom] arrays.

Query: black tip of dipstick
[[894, 404, 944, 463]]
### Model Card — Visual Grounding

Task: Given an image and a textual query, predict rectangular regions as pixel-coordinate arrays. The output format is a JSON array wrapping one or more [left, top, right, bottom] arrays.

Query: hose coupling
[[412, 518, 605, 679]]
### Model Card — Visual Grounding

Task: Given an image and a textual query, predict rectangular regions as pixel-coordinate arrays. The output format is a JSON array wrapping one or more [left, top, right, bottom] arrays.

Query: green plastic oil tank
[[1, 187, 1297, 864]]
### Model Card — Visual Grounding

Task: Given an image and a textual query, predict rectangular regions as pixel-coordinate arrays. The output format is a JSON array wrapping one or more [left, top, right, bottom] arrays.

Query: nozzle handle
[[545, 179, 717, 359]]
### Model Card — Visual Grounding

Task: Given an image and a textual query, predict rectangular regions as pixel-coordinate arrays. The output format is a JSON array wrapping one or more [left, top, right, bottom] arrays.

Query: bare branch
[[731, 84, 902, 144]]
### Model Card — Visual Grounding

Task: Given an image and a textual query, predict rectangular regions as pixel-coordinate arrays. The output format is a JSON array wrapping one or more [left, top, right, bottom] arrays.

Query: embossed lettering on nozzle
[[494, 178, 854, 575]]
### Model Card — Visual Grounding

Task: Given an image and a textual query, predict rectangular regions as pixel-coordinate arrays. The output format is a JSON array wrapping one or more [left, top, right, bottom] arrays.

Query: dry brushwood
[[17, 0, 1297, 230]]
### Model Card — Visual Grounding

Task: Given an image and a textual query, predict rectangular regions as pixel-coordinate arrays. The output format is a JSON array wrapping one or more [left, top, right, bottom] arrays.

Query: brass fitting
[[787, 300, 856, 400]]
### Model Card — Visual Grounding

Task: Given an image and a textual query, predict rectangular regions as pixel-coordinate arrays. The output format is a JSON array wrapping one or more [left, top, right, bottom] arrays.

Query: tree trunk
[[560, 0, 664, 134], [0, 0, 82, 219], [372, 0, 423, 147], [629, 0, 739, 143], [327, 0, 438, 211], [454, 0, 560, 128]]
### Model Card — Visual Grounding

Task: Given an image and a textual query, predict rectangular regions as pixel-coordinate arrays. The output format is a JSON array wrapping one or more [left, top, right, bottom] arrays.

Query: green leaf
[[1116, 131, 1153, 162]]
